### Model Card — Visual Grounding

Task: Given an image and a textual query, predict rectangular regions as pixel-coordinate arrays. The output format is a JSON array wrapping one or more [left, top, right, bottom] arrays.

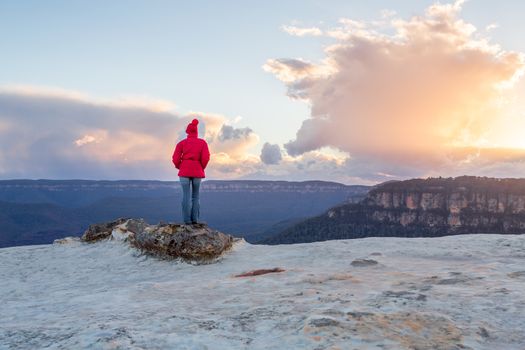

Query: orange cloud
[[1, 85, 369, 183], [267, 1, 525, 178], [0, 86, 260, 180]]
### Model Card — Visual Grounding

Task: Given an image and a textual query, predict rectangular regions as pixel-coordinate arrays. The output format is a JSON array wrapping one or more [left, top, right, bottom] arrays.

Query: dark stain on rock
[[346, 311, 374, 319], [423, 274, 484, 285], [308, 318, 340, 328], [382, 290, 427, 302], [351, 259, 379, 267], [508, 271, 525, 278], [235, 268, 285, 277], [477, 327, 490, 339]]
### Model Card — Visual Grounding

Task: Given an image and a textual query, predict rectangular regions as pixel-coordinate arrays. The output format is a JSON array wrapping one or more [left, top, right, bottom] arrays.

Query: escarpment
[[364, 176, 525, 232], [263, 176, 525, 244]]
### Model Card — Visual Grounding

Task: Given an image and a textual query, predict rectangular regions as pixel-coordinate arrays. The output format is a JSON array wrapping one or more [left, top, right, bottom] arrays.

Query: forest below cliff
[[263, 176, 525, 244]]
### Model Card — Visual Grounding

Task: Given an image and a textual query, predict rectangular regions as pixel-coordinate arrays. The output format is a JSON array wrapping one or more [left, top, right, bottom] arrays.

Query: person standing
[[172, 119, 210, 224]]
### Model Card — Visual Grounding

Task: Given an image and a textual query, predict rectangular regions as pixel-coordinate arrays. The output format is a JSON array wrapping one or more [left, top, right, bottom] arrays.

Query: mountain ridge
[[262, 176, 525, 244], [0, 179, 369, 248]]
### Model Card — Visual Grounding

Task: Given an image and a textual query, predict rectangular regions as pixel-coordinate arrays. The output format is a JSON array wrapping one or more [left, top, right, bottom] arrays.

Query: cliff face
[[364, 177, 525, 233], [368, 187, 525, 215], [263, 176, 525, 244]]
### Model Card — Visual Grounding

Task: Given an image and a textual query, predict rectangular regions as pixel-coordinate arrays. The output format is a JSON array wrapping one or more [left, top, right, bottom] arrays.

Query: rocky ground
[[1, 233, 525, 349]]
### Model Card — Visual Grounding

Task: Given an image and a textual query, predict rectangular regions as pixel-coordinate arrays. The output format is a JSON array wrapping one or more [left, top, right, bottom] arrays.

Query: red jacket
[[172, 134, 210, 178]]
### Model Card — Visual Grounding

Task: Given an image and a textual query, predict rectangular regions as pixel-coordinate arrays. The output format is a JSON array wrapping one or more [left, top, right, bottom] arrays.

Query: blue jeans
[[179, 177, 202, 224]]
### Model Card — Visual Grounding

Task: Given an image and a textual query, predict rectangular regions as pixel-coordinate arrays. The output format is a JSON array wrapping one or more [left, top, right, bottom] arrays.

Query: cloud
[[263, 58, 333, 84], [380, 9, 397, 19], [485, 23, 498, 32], [243, 149, 379, 184], [0, 85, 372, 183], [207, 124, 259, 159], [281, 25, 323, 37], [206, 152, 261, 179], [0, 86, 259, 180], [217, 125, 253, 142], [74, 135, 99, 147], [260, 143, 282, 165], [266, 0, 525, 179], [0, 85, 177, 112]]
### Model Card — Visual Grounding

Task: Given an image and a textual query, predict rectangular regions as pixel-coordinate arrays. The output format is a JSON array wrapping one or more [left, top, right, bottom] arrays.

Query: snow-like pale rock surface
[[1, 234, 525, 349]]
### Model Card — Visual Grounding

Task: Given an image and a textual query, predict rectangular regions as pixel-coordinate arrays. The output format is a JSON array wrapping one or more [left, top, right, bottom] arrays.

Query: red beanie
[[186, 118, 199, 136]]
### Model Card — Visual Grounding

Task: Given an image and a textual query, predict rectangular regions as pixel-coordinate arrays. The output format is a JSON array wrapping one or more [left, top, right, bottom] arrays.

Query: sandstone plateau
[[1, 234, 524, 349]]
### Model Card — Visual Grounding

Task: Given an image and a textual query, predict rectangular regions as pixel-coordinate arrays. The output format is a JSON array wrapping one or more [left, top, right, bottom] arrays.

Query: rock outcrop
[[80, 218, 235, 262], [361, 176, 525, 233], [263, 176, 525, 244], [81, 218, 130, 242]]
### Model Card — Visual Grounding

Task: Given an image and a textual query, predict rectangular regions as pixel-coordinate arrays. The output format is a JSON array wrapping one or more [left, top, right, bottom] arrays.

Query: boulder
[[129, 223, 234, 261], [80, 218, 235, 262], [111, 218, 148, 241], [81, 218, 130, 242]]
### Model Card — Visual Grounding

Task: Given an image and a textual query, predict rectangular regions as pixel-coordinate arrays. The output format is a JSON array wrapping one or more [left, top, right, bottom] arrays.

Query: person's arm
[[172, 142, 183, 169], [201, 141, 210, 169]]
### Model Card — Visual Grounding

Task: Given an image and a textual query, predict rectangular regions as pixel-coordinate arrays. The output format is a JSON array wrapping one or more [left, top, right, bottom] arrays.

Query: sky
[[1, 0, 525, 184]]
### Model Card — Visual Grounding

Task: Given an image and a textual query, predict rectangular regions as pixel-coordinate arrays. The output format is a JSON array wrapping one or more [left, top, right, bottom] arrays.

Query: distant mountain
[[0, 201, 89, 247], [0, 180, 180, 207], [0, 180, 369, 248], [261, 176, 525, 244]]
